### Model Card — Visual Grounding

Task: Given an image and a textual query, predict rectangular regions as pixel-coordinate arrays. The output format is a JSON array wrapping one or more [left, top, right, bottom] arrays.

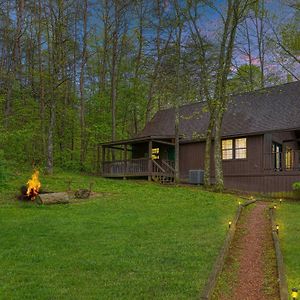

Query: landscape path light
[[292, 288, 298, 300], [276, 224, 279, 234], [228, 221, 232, 229]]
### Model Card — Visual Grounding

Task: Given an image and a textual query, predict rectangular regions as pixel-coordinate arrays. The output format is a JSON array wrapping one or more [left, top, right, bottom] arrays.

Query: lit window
[[152, 148, 159, 159], [222, 139, 233, 160], [222, 138, 247, 160], [235, 138, 247, 159], [286, 147, 294, 170]]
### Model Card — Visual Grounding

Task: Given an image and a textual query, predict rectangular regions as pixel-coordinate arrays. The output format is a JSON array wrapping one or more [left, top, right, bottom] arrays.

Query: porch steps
[[152, 175, 175, 185]]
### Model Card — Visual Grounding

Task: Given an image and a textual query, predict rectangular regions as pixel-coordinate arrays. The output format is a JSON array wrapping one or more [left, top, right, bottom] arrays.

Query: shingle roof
[[137, 81, 300, 141]]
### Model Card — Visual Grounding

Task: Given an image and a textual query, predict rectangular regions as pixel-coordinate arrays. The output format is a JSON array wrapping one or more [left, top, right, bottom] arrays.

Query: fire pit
[[18, 170, 41, 201], [18, 170, 92, 205]]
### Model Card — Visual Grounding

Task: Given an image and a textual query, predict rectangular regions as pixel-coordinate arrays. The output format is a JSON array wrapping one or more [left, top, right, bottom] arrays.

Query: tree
[[79, 0, 88, 169], [229, 64, 262, 92]]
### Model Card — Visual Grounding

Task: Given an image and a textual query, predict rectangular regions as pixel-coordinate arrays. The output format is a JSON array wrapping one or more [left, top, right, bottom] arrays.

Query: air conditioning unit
[[189, 170, 204, 185]]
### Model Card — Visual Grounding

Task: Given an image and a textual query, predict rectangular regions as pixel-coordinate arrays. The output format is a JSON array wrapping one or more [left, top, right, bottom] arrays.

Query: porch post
[[175, 136, 180, 183], [102, 146, 106, 175], [148, 140, 152, 181], [123, 144, 127, 179]]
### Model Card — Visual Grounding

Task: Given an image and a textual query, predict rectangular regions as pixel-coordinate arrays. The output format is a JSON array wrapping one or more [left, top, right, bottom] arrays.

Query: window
[[235, 138, 247, 159], [285, 147, 294, 170], [222, 139, 233, 160], [152, 148, 159, 160], [272, 142, 282, 171], [222, 138, 247, 160]]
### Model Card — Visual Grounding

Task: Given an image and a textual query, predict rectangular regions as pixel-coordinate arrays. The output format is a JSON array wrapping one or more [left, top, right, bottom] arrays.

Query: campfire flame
[[26, 170, 41, 199]]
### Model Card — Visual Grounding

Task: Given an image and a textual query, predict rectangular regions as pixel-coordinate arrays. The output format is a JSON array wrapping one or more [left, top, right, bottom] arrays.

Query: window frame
[[285, 146, 294, 170], [222, 138, 247, 161], [272, 142, 282, 171], [235, 138, 247, 160], [222, 139, 233, 160]]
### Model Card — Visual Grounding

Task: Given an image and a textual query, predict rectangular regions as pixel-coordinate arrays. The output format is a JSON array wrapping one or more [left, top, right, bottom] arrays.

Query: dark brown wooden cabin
[[101, 81, 300, 193]]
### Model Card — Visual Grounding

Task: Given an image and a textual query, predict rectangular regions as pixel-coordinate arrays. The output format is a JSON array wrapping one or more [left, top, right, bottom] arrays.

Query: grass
[[276, 201, 300, 299], [212, 204, 252, 299], [0, 169, 239, 299]]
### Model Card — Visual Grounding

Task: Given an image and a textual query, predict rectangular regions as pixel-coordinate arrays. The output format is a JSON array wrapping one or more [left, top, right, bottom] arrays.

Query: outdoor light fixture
[[292, 288, 298, 300], [280, 198, 282, 204], [228, 221, 232, 229], [274, 204, 277, 209], [276, 224, 279, 234], [238, 201, 241, 205]]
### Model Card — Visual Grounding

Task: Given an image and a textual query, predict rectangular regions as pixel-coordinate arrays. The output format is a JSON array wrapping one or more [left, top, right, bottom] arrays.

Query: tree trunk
[[174, 108, 180, 183], [80, 0, 88, 169], [204, 116, 214, 187], [214, 108, 224, 191], [37, 0, 46, 160], [46, 100, 55, 174], [110, 0, 120, 160]]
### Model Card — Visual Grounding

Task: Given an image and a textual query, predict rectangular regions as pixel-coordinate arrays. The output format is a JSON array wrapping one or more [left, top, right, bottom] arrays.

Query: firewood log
[[74, 189, 90, 199], [35, 192, 70, 205]]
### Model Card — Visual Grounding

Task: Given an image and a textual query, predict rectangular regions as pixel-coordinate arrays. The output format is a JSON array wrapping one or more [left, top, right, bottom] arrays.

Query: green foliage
[[292, 182, 300, 191], [0, 150, 9, 190], [229, 64, 263, 93], [0, 172, 238, 298], [281, 24, 300, 53], [277, 202, 300, 295]]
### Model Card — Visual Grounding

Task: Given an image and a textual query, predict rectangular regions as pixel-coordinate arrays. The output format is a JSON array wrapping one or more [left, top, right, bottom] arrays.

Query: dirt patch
[[213, 202, 279, 299]]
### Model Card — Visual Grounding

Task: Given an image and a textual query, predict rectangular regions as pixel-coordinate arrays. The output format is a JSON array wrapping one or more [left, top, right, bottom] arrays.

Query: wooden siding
[[179, 142, 204, 178], [179, 135, 264, 178], [224, 173, 300, 193], [179, 133, 300, 192]]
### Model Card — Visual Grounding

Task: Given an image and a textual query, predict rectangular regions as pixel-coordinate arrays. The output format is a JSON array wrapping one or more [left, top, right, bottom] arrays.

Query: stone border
[[269, 207, 289, 300], [200, 199, 256, 300]]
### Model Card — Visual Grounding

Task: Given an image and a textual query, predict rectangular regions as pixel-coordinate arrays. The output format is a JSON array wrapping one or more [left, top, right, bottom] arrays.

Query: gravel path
[[231, 202, 278, 299], [214, 201, 279, 299]]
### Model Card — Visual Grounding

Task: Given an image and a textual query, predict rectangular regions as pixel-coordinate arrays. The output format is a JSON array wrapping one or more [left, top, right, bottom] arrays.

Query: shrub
[[292, 182, 300, 191]]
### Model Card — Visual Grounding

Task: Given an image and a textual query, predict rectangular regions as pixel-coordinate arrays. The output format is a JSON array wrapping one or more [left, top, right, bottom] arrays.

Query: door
[[167, 147, 175, 161]]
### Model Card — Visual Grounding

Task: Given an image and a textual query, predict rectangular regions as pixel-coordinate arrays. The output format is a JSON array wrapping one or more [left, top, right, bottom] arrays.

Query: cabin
[[101, 81, 300, 193]]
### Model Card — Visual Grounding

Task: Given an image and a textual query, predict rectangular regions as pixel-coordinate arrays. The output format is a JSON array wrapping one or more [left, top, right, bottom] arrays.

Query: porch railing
[[102, 158, 175, 177], [152, 159, 175, 177], [264, 150, 300, 171], [103, 158, 149, 176]]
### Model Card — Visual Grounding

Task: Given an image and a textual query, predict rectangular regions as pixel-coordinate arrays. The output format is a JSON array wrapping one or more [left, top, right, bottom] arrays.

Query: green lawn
[[0, 171, 239, 299], [277, 201, 300, 299]]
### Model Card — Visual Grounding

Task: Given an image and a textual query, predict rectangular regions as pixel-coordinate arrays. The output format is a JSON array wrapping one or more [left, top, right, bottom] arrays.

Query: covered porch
[[264, 129, 300, 173], [101, 135, 176, 182]]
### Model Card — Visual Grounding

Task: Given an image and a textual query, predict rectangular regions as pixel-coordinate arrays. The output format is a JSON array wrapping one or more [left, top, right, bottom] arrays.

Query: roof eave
[[100, 135, 176, 147]]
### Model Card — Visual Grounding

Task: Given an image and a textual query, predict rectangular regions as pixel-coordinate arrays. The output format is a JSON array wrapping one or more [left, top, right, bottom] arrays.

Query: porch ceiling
[[100, 135, 176, 147]]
